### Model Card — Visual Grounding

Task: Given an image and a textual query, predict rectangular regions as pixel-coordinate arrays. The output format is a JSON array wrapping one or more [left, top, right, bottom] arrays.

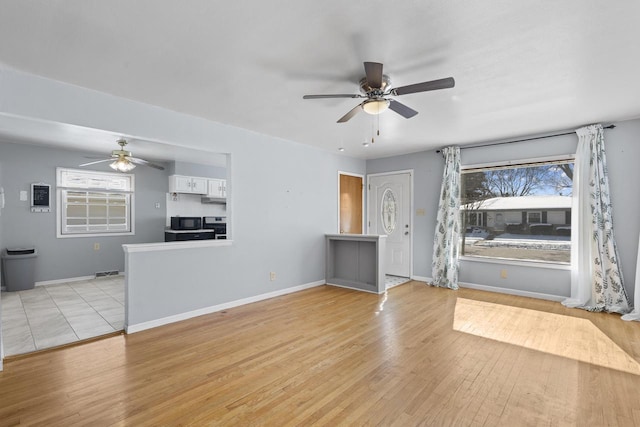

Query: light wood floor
[[1, 282, 640, 426]]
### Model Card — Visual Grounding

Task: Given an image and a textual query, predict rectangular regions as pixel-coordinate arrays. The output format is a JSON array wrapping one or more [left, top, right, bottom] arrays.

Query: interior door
[[368, 172, 411, 277], [339, 174, 363, 234]]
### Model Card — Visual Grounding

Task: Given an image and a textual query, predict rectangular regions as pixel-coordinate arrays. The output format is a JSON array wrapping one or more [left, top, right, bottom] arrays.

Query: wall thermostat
[[31, 183, 51, 213]]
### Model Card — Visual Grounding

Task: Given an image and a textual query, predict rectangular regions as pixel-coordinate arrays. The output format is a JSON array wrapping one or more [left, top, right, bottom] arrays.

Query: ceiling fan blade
[[303, 94, 362, 99], [129, 157, 165, 170], [391, 77, 455, 96], [388, 99, 419, 119], [79, 159, 112, 167], [364, 62, 383, 89], [337, 103, 364, 123]]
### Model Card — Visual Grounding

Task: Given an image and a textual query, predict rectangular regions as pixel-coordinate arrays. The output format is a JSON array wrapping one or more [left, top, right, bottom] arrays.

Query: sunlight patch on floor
[[453, 298, 640, 375]]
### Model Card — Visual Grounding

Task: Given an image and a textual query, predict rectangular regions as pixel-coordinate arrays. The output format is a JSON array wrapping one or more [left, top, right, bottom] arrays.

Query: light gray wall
[[125, 130, 362, 326], [367, 119, 640, 303], [367, 150, 443, 278], [168, 160, 227, 179], [0, 140, 169, 282], [0, 68, 366, 328]]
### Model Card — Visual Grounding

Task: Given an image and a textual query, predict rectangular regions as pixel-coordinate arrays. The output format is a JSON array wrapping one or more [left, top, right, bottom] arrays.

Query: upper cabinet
[[169, 175, 208, 195], [207, 179, 227, 198]]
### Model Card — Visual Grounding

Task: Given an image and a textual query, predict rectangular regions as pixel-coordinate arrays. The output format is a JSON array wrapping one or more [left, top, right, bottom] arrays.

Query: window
[[466, 212, 485, 227], [527, 211, 542, 224], [460, 157, 574, 264], [57, 168, 134, 237]]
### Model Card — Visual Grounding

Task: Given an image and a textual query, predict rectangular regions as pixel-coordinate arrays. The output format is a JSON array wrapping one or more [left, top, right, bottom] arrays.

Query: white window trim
[[56, 167, 136, 239], [460, 255, 571, 270], [461, 154, 575, 172]]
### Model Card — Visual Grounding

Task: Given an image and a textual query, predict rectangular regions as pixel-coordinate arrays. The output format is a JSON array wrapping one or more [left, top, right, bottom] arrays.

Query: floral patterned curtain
[[562, 124, 630, 313], [431, 146, 461, 290], [621, 233, 640, 321]]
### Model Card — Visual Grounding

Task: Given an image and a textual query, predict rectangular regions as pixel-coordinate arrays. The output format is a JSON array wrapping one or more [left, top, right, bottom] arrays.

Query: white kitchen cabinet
[[190, 177, 208, 194], [207, 179, 227, 198], [169, 175, 208, 195]]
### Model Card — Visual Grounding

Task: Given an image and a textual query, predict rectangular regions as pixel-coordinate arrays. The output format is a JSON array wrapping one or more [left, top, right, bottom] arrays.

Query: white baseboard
[[458, 281, 565, 302], [408, 276, 563, 302], [35, 275, 94, 287], [126, 280, 325, 334], [35, 272, 124, 287]]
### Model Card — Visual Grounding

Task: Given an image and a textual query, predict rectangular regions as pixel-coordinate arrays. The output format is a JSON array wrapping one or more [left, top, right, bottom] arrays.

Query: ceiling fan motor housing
[[111, 149, 132, 158], [112, 139, 131, 157], [359, 75, 390, 97]]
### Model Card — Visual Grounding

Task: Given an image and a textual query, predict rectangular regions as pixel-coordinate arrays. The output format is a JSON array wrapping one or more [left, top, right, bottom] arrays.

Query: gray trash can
[[1, 247, 37, 291]]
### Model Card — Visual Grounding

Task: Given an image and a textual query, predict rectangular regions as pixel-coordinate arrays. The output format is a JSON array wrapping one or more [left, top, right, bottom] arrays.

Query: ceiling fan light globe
[[110, 157, 135, 172], [362, 99, 390, 115]]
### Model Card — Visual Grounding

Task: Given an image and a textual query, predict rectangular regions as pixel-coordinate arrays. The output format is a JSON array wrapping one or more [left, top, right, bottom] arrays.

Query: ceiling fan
[[303, 62, 455, 123], [79, 139, 165, 172]]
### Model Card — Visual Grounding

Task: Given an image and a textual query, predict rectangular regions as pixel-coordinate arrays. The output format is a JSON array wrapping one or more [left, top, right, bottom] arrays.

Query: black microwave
[[170, 216, 201, 230]]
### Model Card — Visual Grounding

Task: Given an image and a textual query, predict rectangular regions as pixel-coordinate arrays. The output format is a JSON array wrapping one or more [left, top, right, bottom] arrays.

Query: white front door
[[368, 172, 411, 277]]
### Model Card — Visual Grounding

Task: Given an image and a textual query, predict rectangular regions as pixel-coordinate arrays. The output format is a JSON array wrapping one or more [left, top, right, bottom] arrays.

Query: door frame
[[367, 169, 414, 278], [337, 171, 365, 234]]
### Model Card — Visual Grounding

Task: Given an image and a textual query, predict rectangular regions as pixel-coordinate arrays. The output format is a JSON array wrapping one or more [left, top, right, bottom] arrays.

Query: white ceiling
[[1, 1, 639, 160]]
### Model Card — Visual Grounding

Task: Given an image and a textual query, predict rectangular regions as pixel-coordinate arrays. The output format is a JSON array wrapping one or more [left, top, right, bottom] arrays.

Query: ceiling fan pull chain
[[371, 116, 375, 144]]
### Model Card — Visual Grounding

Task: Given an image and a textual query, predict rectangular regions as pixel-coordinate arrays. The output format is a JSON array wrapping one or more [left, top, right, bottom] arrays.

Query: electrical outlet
[[94, 243, 100, 251], [500, 269, 507, 279], [270, 272, 276, 281], [155, 202, 160, 209]]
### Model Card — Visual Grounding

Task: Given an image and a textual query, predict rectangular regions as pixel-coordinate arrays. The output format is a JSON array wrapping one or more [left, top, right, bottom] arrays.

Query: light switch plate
[[19, 190, 28, 201]]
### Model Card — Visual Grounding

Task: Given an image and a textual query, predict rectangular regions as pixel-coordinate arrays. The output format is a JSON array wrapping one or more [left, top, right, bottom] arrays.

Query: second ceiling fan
[[79, 139, 165, 172], [303, 61, 455, 123]]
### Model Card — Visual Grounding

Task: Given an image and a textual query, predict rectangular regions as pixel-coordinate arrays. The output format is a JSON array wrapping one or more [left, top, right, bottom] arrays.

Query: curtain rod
[[436, 124, 616, 154]]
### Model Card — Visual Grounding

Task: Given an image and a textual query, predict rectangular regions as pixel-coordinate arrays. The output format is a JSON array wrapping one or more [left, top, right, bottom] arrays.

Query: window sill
[[459, 255, 571, 270], [57, 231, 134, 239]]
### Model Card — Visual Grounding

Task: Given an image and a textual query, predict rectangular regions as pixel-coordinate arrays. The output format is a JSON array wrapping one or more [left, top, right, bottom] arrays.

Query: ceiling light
[[362, 99, 390, 115], [110, 156, 136, 172]]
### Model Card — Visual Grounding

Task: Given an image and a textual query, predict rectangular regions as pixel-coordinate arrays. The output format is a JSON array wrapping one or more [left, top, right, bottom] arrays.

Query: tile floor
[[1, 276, 124, 357], [385, 274, 411, 288]]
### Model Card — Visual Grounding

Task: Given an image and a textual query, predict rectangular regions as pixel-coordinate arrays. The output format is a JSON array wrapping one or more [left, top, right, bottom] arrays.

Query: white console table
[[325, 234, 386, 294]]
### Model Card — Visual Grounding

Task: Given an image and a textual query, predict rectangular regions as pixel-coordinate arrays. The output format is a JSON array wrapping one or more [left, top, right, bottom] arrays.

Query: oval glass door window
[[381, 188, 397, 234]]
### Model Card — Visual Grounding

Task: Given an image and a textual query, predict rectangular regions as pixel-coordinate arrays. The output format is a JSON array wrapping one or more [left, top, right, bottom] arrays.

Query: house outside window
[[460, 157, 574, 264], [56, 168, 135, 238]]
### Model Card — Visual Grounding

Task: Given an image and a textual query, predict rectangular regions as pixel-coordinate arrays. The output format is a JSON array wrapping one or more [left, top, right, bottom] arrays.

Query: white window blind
[[57, 168, 134, 237]]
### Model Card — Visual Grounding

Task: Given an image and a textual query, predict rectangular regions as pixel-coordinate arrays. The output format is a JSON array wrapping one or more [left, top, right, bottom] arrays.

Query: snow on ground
[[464, 232, 570, 251], [492, 233, 570, 242]]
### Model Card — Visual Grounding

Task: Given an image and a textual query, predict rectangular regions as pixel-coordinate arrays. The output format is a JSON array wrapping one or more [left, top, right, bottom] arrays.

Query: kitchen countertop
[[124, 239, 232, 253]]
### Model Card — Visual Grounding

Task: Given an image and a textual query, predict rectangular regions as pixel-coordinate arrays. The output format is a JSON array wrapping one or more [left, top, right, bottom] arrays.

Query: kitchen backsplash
[[166, 193, 226, 227]]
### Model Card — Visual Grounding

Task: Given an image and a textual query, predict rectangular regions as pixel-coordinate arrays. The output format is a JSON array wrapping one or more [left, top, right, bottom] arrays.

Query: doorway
[[368, 171, 412, 278], [338, 172, 364, 234]]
